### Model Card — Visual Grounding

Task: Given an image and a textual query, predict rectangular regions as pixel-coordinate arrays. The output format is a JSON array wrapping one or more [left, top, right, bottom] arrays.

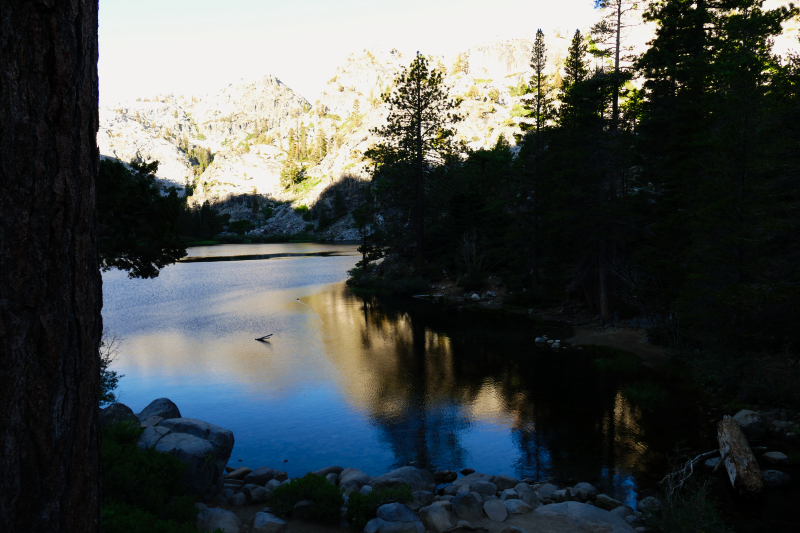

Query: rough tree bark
[[0, 1, 102, 532], [717, 416, 763, 496]]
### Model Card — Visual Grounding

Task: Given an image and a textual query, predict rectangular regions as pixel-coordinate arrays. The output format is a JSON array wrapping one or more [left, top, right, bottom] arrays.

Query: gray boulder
[[314, 465, 344, 477], [339, 468, 371, 493], [514, 484, 541, 509], [250, 512, 287, 533], [371, 466, 435, 493], [226, 467, 252, 480], [99, 403, 139, 428], [483, 498, 508, 521], [500, 489, 519, 500], [611, 506, 634, 520], [572, 482, 598, 501], [471, 481, 498, 498], [197, 508, 242, 533], [452, 492, 483, 521], [419, 503, 456, 532], [217, 488, 234, 503], [536, 483, 558, 500], [244, 467, 278, 485], [326, 472, 339, 485], [493, 475, 520, 491], [136, 397, 181, 422], [733, 410, 769, 441], [292, 500, 314, 520], [499, 527, 527, 533], [595, 494, 624, 511], [230, 492, 247, 506], [364, 518, 424, 533], [704, 457, 721, 469], [247, 486, 271, 503], [377, 503, 417, 522], [140, 416, 164, 428], [503, 500, 532, 514], [411, 490, 435, 510], [139, 418, 234, 501], [266, 479, 282, 490], [360, 485, 374, 496], [638, 496, 662, 515], [452, 472, 495, 489], [762, 470, 792, 488], [763, 452, 791, 465], [626, 513, 646, 528], [534, 502, 637, 533]]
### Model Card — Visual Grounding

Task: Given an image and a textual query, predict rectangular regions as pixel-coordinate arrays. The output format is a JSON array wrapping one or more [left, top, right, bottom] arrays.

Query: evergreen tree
[[365, 54, 462, 263], [564, 30, 590, 88]]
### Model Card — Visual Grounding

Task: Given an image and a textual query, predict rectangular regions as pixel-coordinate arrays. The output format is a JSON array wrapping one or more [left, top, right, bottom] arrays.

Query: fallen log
[[718, 415, 763, 496]]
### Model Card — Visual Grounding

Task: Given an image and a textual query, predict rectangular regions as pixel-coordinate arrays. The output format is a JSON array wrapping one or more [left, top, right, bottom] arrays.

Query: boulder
[[762, 470, 792, 488], [266, 479, 282, 490], [419, 504, 456, 532], [139, 418, 234, 501], [626, 513, 646, 528], [371, 466, 435, 493], [197, 508, 242, 533], [326, 473, 338, 485], [411, 490, 435, 509], [500, 489, 519, 501], [483, 498, 508, 522], [99, 403, 139, 428], [638, 497, 662, 515], [359, 485, 373, 496], [247, 486, 271, 503], [432, 500, 453, 511], [250, 512, 287, 533], [493, 475, 521, 492], [514, 483, 541, 508], [434, 470, 458, 483], [503, 500, 532, 514], [274, 471, 288, 482], [471, 481, 498, 498], [230, 492, 248, 506], [534, 502, 637, 533], [732, 410, 769, 441], [452, 492, 483, 521], [244, 467, 278, 485], [140, 416, 164, 428], [364, 518, 424, 533], [535, 483, 558, 500], [452, 472, 495, 489], [499, 527, 527, 533], [595, 494, 624, 511], [314, 465, 344, 477], [572, 482, 598, 501], [226, 467, 252, 480], [136, 397, 181, 422], [704, 457, 721, 469], [377, 503, 418, 522], [763, 452, 791, 465], [460, 468, 476, 475], [292, 500, 314, 520], [217, 488, 235, 503], [339, 468, 371, 493], [611, 506, 634, 520]]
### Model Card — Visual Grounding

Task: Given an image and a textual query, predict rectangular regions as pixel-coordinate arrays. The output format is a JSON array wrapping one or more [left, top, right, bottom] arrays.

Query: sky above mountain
[[99, 0, 599, 105]]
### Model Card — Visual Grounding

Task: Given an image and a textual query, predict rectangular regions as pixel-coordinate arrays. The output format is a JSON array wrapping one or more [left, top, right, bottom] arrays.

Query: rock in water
[[419, 504, 456, 532], [452, 492, 483, 521], [732, 410, 769, 441], [763, 452, 791, 465], [99, 402, 139, 428], [251, 512, 287, 533], [197, 508, 242, 532], [483, 498, 508, 521], [534, 502, 637, 533], [136, 397, 181, 422]]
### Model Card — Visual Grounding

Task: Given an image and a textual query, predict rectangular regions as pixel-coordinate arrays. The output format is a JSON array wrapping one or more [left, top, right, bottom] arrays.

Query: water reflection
[[103, 244, 710, 508]]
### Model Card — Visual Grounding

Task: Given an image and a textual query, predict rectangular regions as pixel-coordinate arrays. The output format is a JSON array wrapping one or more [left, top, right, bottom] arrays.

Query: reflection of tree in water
[[323, 289, 706, 498]]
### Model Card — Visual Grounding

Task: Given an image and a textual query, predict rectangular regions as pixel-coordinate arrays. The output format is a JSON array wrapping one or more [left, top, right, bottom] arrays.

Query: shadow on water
[[311, 287, 715, 505]]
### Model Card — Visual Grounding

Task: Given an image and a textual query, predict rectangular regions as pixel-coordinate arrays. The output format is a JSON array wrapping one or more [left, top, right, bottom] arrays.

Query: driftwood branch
[[717, 416, 763, 496], [659, 449, 719, 495], [711, 451, 730, 475]]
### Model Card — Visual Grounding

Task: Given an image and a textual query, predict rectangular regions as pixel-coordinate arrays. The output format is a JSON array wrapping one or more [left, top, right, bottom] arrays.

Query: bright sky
[[98, 0, 599, 105]]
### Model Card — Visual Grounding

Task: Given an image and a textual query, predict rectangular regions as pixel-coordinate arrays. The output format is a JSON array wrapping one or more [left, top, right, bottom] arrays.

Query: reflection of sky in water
[[103, 244, 711, 505]]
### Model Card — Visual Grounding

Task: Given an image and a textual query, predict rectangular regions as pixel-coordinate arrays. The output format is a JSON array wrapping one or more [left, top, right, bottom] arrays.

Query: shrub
[[487, 88, 500, 102], [624, 381, 668, 411], [346, 485, 413, 529], [102, 423, 201, 533], [227, 220, 253, 235], [465, 86, 480, 99], [264, 473, 344, 524], [647, 480, 732, 533]]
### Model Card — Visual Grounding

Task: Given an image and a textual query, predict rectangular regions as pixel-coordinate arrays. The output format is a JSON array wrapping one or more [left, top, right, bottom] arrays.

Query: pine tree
[[564, 30, 590, 88], [365, 54, 461, 263]]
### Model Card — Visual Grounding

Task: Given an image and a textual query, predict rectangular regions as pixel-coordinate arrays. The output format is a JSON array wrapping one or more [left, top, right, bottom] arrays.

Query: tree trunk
[[717, 416, 763, 496], [0, 1, 102, 532]]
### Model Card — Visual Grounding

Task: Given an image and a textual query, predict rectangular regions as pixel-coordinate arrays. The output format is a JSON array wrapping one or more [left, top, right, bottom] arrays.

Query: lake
[[102, 243, 713, 509]]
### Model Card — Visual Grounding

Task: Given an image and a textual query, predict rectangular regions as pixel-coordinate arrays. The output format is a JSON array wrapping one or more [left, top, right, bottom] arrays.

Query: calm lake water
[[102, 243, 713, 508]]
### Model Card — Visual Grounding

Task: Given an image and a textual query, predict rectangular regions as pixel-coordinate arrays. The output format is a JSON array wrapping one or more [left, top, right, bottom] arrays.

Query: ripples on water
[[102, 243, 711, 508]]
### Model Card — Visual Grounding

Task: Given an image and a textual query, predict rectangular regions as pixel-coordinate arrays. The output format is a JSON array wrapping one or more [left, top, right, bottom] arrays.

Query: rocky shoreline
[[100, 397, 797, 533]]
